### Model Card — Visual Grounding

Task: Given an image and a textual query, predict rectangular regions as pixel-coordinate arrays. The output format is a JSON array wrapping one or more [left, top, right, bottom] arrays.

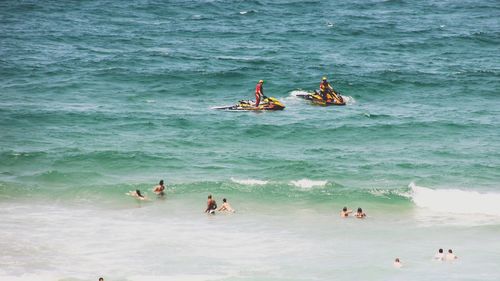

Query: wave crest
[[342, 95, 356, 104], [231, 178, 268, 186], [410, 182, 500, 216], [290, 179, 327, 189]]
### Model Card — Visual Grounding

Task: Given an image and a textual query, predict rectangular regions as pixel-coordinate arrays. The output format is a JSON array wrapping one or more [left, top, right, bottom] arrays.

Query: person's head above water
[[136, 190, 143, 197], [208, 195, 212, 199], [357, 207, 363, 213], [343, 207, 347, 212], [159, 180, 164, 185], [223, 198, 227, 203], [448, 249, 453, 253], [439, 248, 443, 253]]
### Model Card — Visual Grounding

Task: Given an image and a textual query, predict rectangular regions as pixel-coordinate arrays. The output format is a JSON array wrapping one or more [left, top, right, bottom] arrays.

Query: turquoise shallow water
[[1, 0, 500, 280]]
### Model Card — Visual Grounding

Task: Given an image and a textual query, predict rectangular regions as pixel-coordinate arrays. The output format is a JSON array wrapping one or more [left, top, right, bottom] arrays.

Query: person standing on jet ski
[[319, 77, 334, 101], [255, 80, 264, 107]]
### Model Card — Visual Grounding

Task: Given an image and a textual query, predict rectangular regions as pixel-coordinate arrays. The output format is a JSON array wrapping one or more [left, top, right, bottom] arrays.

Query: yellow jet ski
[[296, 90, 346, 106], [214, 96, 285, 111]]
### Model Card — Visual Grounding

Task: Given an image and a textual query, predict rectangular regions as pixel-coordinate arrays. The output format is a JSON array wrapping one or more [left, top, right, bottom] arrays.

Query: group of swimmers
[[393, 248, 459, 268], [205, 194, 235, 214], [127, 181, 461, 269], [434, 248, 459, 261], [337, 206, 459, 268], [129, 181, 367, 219], [127, 180, 166, 201], [129, 185, 363, 219], [340, 206, 366, 218], [127, 181, 236, 214]]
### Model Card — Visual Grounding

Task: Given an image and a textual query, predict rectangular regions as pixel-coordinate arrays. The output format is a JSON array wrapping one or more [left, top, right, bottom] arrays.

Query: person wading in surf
[[205, 195, 217, 214], [153, 179, 165, 197]]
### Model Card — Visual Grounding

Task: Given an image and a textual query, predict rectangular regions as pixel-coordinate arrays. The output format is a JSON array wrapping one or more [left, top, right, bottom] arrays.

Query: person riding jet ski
[[319, 76, 343, 103], [319, 77, 335, 100]]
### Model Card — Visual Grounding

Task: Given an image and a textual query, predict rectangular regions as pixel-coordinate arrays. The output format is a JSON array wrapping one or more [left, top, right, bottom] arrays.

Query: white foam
[[342, 95, 356, 104], [368, 189, 391, 198], [127, 274, 226, 281], [290, 179, 327, 189], [410, 182, 500, 216], [289, 90, 309, 97], [284, 90, 309, 104], [239, 10, 256, 15], [210, 105, 233, 110], [0, 273, 62, 281], [231, 178, 268, 186], [369, 188, 412, 199], [147, 47, 170, 56]]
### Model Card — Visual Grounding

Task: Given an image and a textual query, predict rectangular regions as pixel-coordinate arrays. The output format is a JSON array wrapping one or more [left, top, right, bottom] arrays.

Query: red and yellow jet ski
[[296, 90, 346, 106], [214, 96, 285, 111]]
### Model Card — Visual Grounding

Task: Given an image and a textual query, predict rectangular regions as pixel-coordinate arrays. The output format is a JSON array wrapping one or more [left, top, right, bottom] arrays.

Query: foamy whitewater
[[231, 178, 268, 186], [290, 179, 328, 189], [410, 183, 500, 217], [1, 0, 500, 280]]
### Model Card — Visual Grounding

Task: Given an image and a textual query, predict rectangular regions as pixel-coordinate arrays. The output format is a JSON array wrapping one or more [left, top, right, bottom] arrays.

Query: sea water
[[1, 0, 499, 280]]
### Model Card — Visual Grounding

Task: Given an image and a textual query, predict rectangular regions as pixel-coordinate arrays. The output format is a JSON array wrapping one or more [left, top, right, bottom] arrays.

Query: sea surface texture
[[1, 0, 499, 281]]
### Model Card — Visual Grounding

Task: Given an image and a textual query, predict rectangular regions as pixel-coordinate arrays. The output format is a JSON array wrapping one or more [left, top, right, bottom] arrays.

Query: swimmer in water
[[445, 249, 458, 260], [153, 179, 165, 197], [434, 248, 445, 261], [218, 198, 235, 213], [340, 206, 352, 217], [355, 207, 366, 218], [393, 258, 402, 268], [127, 189, 148, 200]]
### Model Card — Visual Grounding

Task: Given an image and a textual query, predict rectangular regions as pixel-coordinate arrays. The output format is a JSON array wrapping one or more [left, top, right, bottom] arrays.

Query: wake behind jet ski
[[296, 76, 346, 106], [214, 96, 285, 111]]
